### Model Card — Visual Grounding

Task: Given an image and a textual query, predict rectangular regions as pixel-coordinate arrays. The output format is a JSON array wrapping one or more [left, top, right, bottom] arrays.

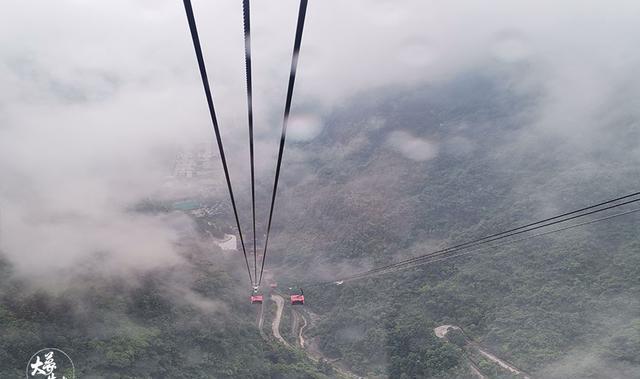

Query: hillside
[[1, 70, 638, 378], [0, 245, 329, 378], [265, 70, 640, 378]]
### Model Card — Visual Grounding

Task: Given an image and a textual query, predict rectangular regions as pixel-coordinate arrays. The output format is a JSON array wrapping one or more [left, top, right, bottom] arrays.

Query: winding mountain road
[[266, 292, 362, 379], [257, 301, 267, 340], [296, 310, 308, 348], [263, 293, 531, 379], [271, 293, 291, 348]]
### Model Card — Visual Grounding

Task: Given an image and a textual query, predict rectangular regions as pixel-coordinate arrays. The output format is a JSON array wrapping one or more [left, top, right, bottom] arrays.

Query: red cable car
[[251, 294, 263, 304], [290, 294, 304, 305], [290, 287, 304, 305]]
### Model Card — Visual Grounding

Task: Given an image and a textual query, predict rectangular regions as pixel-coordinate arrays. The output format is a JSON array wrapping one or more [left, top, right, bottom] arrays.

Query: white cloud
[[288, 113, 323, 142], [1, 0, 640, 279], [387, 130, 439, 162]]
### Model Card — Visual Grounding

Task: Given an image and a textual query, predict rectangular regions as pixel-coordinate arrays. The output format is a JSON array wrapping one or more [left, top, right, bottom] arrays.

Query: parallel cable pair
[[183, 0, 253, 285], [242, 0, 258, 285], [183, 0, 308, 287], [367, 206, 640, 280], [242, 0, 309, 287], [315, 191, 640, 285], [258, 0, 309, 286]]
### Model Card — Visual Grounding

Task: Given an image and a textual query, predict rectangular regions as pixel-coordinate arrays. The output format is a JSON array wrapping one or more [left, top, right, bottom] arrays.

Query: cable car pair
[[250, 287, 304, 305]]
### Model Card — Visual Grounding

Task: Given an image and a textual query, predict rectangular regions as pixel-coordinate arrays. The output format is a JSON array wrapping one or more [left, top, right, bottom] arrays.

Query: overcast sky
[[1, 0, 639, 278]]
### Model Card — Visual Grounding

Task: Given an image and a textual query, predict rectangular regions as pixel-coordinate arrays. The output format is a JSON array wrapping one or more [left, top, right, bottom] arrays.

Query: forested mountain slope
[[0, 247, 328, 378], [1, 69, 637, 378], [266, 69, 640, 378]]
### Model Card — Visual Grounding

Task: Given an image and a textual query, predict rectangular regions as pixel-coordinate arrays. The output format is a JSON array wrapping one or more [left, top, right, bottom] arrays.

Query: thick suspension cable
[[242, 0, 258, 285], [258, 0, 309, 286], [316, 192, 640, 284], [183, 0, 253, 285]]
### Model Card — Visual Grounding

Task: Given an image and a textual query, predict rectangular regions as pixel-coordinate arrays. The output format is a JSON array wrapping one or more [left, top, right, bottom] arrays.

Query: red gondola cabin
[[250, 294, 263, 304], [288, 287, 304, 305], [290, 294, 304, 305]]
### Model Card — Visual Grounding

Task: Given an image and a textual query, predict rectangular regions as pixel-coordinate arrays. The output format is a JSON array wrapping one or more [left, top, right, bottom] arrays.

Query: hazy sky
[[1, 0, 639, 278]]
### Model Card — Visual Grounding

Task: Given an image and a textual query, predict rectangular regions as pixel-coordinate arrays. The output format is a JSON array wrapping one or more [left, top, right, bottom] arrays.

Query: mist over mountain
[[3, 69, 637, 378], [2, 1, 640, 378], [255, 69, 640, 378]]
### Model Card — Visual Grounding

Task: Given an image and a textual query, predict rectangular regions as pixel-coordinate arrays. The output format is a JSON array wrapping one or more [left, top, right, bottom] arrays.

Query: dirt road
[[296, 308, 364, 379], [291, 309, 300, 344], [471, 342, 530, 378], [434, 325, 530, 379], [266, 294, 362, 379], [271, 293, 291, 348], [296, 310, 308, 348], [257, 302, 267, 340]]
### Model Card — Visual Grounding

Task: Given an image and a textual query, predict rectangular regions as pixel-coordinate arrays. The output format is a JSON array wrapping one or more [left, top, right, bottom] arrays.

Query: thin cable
[[358, 196, 640, 279], [242, 0, 258, 285], [363, 191, 640, 276], [258, 0, 309, 286], [431, 191, 640, 255], [321, 194, 640, 284], [183, 0, 253, 285], [347, 207, 640, 281], [339, 197, 640, 281], [338, 195, 640, 281]]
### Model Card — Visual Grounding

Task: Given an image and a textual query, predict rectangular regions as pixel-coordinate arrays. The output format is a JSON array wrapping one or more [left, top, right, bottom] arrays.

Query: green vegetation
[[2, 73, 639, 378], [0, 251, 329, 378], [269, 73, 640, 378]]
